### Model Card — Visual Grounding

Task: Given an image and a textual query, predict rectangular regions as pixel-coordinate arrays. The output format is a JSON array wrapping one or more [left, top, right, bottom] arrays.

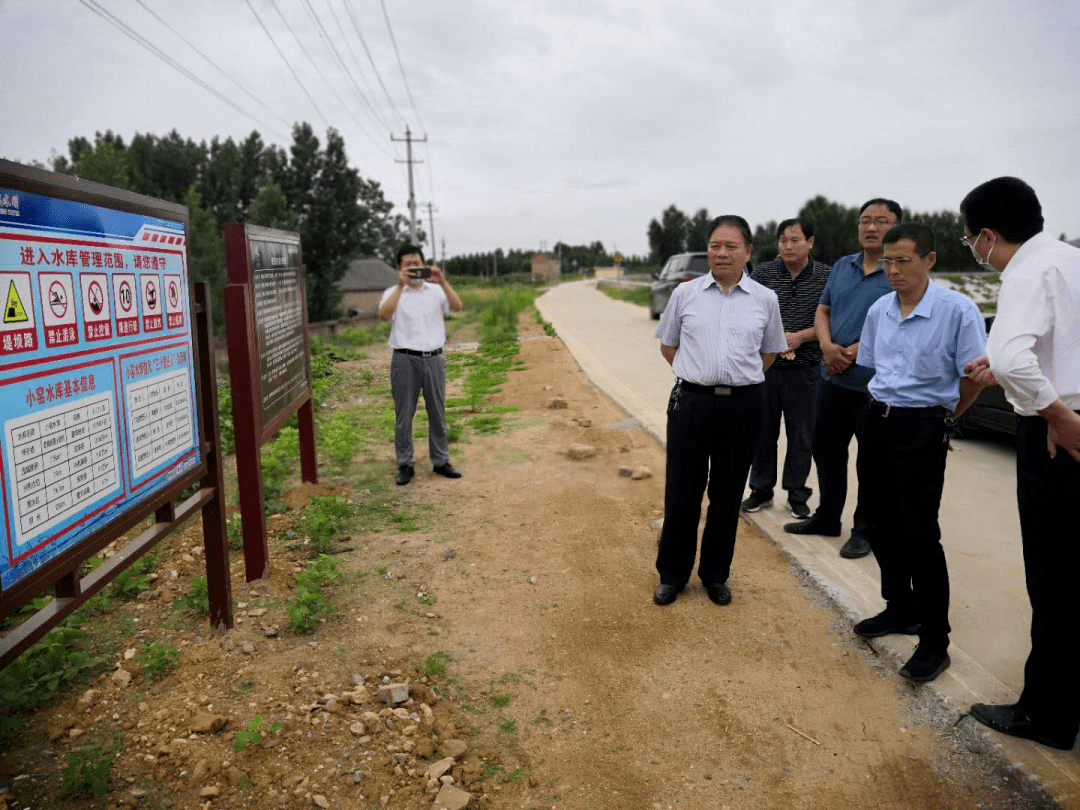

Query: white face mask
[[967, 232, 996, 271]]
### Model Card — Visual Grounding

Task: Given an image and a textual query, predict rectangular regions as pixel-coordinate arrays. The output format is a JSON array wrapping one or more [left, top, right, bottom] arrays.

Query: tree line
[[44, 124, 414, 328], [646, 197, 991, 272]]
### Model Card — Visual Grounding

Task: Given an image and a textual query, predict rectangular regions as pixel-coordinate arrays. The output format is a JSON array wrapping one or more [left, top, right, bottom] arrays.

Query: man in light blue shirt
[[853, 223, 987, 684]]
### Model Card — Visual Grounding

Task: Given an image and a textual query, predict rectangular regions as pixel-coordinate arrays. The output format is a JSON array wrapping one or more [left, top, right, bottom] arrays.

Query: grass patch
[[597, 283, 650, 307]]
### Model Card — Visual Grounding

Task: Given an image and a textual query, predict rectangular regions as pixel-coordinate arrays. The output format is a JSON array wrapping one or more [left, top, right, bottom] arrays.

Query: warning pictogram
[[5, 281, 28, 323], [164, 274, 184, 329], [112, 273, 139, 337], [140, 274, 162, 333], [0, 272, 37, 356], [38, 272, 76, 348], [80, 272, 112, 342]]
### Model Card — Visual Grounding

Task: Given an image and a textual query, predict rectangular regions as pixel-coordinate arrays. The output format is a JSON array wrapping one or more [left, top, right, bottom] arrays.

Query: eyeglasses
[[960, 233, 979, 249], [881, 255, 928, 269], [858, 217, 895, 227]]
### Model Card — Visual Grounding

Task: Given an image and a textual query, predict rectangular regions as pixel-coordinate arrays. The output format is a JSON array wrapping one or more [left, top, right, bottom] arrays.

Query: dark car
[[958, 315, 1017, 436], [649, 252, 709, 319]]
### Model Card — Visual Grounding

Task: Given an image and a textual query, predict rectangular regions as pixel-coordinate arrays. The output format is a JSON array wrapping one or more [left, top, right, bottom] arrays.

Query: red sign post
[[224, 224, 317, 581]]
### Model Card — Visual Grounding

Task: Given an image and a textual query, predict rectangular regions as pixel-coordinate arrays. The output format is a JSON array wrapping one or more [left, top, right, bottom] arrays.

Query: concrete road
[[536, 279, 1080, 803]]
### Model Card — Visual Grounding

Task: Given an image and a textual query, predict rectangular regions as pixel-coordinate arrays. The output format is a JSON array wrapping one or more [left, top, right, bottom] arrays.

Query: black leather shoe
[[783, 516, 841, 537], [853, 609, 920, 638], [433, 463, 462, 479], [969, 703, 1077, 750], [899, 645, 950, 684], [395, 464, 414, 486], [839, 534, 872, 559], [653, 584, 680, 606], [705, 583, 731, 605]]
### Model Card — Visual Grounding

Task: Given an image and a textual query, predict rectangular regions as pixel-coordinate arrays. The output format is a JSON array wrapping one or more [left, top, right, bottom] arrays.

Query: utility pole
[[421, 202, 437, 261], [391, 127, 426, 243], [440, 237, 446, 266]]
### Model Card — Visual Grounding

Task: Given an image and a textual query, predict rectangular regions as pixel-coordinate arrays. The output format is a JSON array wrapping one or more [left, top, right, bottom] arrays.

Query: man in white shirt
[[379, 244, 464, 485], [960, 177, 1080, 750], [653, 215, 787, 607]]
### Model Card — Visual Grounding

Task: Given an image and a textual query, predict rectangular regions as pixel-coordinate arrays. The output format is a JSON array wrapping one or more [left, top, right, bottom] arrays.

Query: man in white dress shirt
[[960, 177, 1080, 750], [652, 215, 787, 607], [379, 244, 464, 486]]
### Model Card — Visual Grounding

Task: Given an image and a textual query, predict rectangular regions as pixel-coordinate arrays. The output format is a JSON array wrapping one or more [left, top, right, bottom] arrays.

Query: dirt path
[[0, 316, 1050, 810]]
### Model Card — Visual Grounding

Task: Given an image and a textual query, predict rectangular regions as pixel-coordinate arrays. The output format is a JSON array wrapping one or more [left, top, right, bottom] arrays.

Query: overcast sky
[[2, 0, 1078, 259]]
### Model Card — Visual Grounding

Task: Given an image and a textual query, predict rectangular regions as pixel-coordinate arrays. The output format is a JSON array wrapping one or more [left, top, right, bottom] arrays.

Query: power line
[[134, 0, 291, 132], [379, 0, 426, 133], [299, 0, 390, 137], [243, 0, 329, 129], [323, 0, 394, 134], [267, 0, 388, 156], [342, 0, 408, 130], [78, 0, 289, 141]]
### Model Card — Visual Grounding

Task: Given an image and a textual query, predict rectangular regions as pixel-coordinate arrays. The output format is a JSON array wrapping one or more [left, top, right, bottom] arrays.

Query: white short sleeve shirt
[[381, 282, 449, 351]]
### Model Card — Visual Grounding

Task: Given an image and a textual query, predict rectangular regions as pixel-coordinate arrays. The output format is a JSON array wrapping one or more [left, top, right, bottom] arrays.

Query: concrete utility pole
[[391, 127, 427, 243], [440, 237, 446, 266], [421, 202, 437, 260]]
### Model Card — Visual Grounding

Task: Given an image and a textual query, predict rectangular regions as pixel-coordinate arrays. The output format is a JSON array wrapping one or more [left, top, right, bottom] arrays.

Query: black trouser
[[861, 407, 951, 648], [1016, 415, 1080, 740], [748, 365, 820, 506], [656, 383, 762, 588], [810, 380, 873, 536]]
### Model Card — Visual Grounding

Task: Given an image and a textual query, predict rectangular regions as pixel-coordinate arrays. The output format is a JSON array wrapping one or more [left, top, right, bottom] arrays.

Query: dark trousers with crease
[[860, 409, 951, 648], [1016, 415, 1080, 741], [656, 384, 761, 588], [748, 364, 820, 506], [811, 379, 873, 536]]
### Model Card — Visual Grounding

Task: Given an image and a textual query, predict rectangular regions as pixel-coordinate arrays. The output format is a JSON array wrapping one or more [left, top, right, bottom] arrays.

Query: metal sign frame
[[0, 160, 232, 670], [224, 223, 317, 582]]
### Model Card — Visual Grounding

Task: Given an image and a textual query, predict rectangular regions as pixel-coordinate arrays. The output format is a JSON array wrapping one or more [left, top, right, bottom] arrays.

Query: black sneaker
[[899, 645, 950, 684], [433, 463, 462, 479], [853, 609, 920, 638], [788, 501, 811, 520], [783, 516, 841, 536], [740, 489, 773, 512], [395, 464, 414, 486]]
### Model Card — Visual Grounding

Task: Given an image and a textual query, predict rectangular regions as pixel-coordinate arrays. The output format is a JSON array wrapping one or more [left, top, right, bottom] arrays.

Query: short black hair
[[960, 177, 1043, 244], [707, 215, 753, 247], [396, 243, 425, 267], [883, 222, 935, 256], [859, 198, 903, 222], [776, 218, 815, 240]]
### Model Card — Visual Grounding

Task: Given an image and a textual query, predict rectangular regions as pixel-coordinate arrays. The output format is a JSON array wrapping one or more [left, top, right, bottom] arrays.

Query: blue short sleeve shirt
[[818, 252, 893, 391]]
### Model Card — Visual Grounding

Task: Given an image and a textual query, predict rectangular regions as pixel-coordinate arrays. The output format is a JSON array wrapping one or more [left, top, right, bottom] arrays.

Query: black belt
[[394, 347, 443, 357], [869, 398, 949, 418], [679, 380, 762, 397]]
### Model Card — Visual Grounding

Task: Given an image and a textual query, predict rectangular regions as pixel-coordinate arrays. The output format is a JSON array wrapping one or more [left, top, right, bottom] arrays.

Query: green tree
[[648, 204, 689, 263], [686, 208, 712, 252], [797, 196, 859, 265], [751, 220, 779, 265], [184, 186, 227, 332], [248, 183, 299, 231]]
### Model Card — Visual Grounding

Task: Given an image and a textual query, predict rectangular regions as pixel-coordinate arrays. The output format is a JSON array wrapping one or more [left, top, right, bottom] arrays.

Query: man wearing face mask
[[959, 178, 1080, 750], [379, 243, 464, 486]]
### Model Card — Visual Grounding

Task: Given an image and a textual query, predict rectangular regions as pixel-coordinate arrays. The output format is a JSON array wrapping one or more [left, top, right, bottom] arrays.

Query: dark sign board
[[248, 234, 309, 428]]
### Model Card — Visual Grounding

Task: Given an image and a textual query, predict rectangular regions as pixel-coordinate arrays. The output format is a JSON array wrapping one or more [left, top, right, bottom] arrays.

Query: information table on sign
[[126, 368, 192, 480], [0, 184, 201, 590], [5, 393, 119, 547]]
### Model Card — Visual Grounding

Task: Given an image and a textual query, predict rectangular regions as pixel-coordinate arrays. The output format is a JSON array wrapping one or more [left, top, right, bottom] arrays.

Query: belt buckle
[[883, 402, 891, 417], [713, 386, 732, 396], [421, 350, 433, 357]]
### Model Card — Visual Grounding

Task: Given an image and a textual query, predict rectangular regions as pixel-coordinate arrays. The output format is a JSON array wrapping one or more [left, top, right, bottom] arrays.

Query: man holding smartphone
[[379, 243, 464, 485]]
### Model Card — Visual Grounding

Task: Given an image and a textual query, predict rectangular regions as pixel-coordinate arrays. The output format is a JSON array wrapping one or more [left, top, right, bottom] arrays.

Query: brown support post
[[155, 502, 176, 524], [194, 283, 234, 629], [54, 571, 80, 600], [225, 281, 269, 581], [297, 266, 318, 484]]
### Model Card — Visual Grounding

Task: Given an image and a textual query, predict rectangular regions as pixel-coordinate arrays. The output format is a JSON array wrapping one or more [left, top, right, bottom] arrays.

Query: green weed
[[320, 411, 359, 472], [422, 651, 450, 679], [61, 744, 116, 796], [173, 576, 210, 615], [498, 717, 517, 734], [303, 496, 354, 555], [490, 693, 512, 708], [597, 284, 650, 307], [135, 642, 178, 679], [233, 714, 283, 753]]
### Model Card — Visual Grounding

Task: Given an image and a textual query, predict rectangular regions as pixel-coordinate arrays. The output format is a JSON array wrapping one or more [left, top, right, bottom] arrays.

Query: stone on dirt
[[431, 783, 472, 810], [425, 757, 455, 781], [630, 465, 653, 480], [566, 443, 596, 460], [312, 795, 330, 808], [618, 466, 632, 476], [199, 786, 219, 798], [377, 682, 409, 705], [547, 398, 568, 409], [438, 739, 467, 759], [111, 669, 132, 688], [190, 712, 228, 734]]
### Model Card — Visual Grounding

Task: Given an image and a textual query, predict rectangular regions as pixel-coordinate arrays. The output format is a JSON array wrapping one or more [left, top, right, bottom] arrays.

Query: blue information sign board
[[0, 188, 201, 590]]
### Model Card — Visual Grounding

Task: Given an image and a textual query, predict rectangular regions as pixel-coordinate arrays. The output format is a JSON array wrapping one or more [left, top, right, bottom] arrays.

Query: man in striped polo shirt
[[379, 244, 464, 486], [743, 218, 832, 519], [653, 215, 787, 607]]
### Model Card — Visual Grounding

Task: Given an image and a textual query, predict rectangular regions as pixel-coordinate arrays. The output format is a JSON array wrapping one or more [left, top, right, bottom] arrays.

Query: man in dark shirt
[[783, 198, 899, 558], [743, 218, 831, 519]]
